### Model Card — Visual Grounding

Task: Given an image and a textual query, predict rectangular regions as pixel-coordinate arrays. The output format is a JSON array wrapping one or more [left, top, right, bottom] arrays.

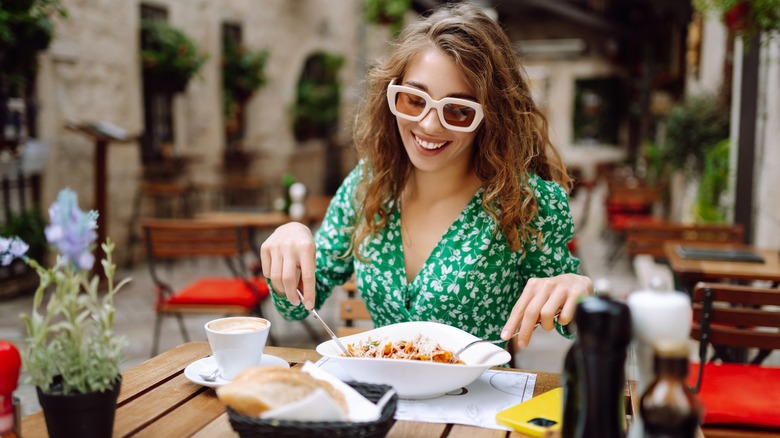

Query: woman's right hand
[[259, 222, 317, 310]]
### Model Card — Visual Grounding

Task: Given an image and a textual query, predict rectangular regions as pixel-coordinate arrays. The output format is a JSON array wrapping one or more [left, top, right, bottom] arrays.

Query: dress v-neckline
[[396, 187, 483, 285]]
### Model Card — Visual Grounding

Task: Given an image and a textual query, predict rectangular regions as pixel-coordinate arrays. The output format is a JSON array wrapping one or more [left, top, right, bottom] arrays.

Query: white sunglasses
[[386, 79, 484, 132]]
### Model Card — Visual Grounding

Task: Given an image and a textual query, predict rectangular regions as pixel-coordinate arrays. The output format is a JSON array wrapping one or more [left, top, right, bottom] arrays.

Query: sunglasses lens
[[395, 91, 428, 117], [442, 104, 477, 128], [390, 87, 481, 131]]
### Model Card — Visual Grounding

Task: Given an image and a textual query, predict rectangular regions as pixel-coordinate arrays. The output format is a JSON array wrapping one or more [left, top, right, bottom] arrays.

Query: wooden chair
[[688, 282, 780, 429], [625, 221, 744, 261], [142, 219, 271, 356], [603, 182, 660, 265], [337, 277, 373, 337]]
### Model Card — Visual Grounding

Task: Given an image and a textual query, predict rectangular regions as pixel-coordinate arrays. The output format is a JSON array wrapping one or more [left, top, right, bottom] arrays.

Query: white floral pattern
[[270, 164, 580, 340]]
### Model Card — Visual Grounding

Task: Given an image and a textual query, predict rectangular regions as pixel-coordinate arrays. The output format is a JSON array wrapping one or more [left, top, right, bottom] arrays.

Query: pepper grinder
[[563, 296, 632, 438]]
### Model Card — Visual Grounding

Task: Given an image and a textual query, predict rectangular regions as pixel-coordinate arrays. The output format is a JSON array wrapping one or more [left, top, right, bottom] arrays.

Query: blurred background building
[[1, 0, 778, 272]]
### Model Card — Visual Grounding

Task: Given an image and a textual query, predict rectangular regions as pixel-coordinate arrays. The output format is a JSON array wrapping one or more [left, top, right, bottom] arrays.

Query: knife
[[296, 289, 353, 357]]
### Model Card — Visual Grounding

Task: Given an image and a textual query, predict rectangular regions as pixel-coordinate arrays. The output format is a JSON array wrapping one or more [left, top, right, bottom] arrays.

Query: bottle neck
[[654, 356, 689, 379]]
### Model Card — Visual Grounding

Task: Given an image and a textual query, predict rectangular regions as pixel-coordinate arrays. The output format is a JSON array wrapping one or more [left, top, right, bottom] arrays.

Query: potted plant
[[0, 206, 47, 299], [222, 40, 269, 159], [292, 52, 344, 142], [140, 19, 208, 93], [362, 0, 411, 36], [1, 188, 130, 438], [642, 94, 730, 221], [0, 0, 66, 151], [694, 0, 780, 41], [222, 40, 269, 117]]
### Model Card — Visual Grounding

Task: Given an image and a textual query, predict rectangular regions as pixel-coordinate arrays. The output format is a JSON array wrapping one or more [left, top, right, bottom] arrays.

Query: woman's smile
[[414, 134, 448, 151]]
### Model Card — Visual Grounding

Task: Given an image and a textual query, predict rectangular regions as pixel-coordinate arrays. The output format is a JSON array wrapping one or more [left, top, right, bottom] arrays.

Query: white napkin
[[259, 387, 347, 421], [259, 361, 385, 423]]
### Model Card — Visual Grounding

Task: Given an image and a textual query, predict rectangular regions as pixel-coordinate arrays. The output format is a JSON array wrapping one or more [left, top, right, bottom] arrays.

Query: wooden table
[[196, 195, 331, 230], [21, 343, 565, 437], [22, 342, 779, 437], [664, 241, 780, 291]]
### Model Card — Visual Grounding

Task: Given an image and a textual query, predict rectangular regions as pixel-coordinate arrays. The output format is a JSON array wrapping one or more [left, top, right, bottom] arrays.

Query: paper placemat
[[315, 357, 536, 430]]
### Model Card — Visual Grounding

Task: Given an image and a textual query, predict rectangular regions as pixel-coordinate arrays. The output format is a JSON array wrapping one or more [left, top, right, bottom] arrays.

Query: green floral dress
[[270, 164, 580, 340]]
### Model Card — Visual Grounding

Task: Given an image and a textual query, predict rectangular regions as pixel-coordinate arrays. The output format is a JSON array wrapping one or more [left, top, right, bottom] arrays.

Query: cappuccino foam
[[208, 317, 267, 334]]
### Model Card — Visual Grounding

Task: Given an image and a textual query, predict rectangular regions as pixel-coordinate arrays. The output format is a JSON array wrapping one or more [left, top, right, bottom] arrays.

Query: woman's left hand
[[501, 273, 593, 348]]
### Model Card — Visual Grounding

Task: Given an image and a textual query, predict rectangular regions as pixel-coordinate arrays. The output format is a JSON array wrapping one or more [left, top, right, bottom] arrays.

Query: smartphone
[[495, 387, 563, 437]]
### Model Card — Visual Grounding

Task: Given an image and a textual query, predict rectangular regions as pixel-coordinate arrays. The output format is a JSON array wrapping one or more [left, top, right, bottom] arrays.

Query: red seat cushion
[[567, 237, 577, 255], [687, 362, 780, 428], [165, 278, 270, 308], [608, 214, 660, 231]]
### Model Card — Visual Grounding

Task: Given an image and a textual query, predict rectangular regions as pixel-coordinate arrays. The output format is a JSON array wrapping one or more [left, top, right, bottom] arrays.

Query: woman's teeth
[[415, 135, 446, 150]]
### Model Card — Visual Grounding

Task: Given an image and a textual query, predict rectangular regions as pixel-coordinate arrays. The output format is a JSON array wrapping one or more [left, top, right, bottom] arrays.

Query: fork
[[452, 315, 558, 363]]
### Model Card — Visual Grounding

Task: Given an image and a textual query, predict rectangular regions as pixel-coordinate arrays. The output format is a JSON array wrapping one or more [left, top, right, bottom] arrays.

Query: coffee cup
[[205, 316, 270, 380]]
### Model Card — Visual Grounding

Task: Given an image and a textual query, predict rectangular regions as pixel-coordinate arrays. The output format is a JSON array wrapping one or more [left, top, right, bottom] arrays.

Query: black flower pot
[[36, 376, 122, 438]]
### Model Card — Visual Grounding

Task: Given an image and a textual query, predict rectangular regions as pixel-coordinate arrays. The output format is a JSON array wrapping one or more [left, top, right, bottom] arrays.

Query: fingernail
[[501, 330, 510, 340]]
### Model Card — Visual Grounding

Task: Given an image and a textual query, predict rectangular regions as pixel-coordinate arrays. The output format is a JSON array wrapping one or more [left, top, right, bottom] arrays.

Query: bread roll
[[216, 367, 348, 417]]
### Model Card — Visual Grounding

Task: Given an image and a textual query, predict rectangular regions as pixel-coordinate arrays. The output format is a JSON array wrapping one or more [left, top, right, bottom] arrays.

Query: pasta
[[344, 334, 464, 364]]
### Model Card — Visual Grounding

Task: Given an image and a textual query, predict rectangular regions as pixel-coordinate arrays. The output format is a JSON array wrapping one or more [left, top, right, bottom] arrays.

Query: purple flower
[[0, 237, 29, 266], [44, 188, 99, 270]]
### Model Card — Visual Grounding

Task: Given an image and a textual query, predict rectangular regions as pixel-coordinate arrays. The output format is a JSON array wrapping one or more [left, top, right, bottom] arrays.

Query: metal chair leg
[[151, 313, 163, 357], [175, 313, 190, 342]]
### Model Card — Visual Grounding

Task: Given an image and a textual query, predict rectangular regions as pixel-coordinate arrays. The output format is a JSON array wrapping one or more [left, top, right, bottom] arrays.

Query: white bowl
[[315, 321, 511, 399]]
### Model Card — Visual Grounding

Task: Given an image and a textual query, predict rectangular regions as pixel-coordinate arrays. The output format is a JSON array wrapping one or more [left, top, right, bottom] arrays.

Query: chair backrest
[[142, 219, 251, 281], [625, 222, 744, 260], [337, 278, 373, 337], [143, 219, 248, 260], [691, 282, 780, 352], [690, 282, 780, 392]]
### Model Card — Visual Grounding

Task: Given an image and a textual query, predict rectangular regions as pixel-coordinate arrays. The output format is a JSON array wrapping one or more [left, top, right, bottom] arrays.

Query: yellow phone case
[[495, 387, 563, 437]]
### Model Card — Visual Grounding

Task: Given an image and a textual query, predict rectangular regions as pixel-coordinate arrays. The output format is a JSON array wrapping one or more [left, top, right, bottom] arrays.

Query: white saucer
[[184, 354, 289, 388]]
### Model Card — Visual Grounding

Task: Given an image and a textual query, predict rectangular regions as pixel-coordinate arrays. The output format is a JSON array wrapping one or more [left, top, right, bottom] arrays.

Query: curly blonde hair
[[351, 3, 570, 257]]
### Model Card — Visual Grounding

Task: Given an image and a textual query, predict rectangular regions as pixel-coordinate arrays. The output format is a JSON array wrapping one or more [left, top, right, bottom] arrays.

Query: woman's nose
[[418, 107, 443, 131]]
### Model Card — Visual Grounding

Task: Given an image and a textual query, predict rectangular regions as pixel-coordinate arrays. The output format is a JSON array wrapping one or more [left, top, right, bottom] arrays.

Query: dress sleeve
[[519, 174, 581, 279], [269, 165, 361, 320]]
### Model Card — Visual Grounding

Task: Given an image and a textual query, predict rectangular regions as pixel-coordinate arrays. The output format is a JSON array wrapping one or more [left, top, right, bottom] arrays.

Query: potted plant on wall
[[0, 0, 67, 153], [292, 52, 345, 142], [363, 0, 411, 36], [1, 188, 130, 438], [222, 40, 269, 166], [140, 19, 208, 93]]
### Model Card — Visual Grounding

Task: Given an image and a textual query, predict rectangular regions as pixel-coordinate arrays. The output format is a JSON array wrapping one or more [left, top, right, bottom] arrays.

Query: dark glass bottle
[[640, 339, 703, 438], [568, 297, 632, 438]]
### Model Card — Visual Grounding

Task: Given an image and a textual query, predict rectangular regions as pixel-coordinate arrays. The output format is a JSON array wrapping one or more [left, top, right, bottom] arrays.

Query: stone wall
[[30, 1, 670, 263], [35, 0, 364, 262]]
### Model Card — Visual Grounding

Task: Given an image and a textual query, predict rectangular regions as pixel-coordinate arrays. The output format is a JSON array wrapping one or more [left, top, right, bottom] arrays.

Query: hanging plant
[[140, 20, 208, 93], [694, 0, 780, 41], [222, 40, 269, 119], [0, 0, 66, 96], [363, 0, 411, 36]]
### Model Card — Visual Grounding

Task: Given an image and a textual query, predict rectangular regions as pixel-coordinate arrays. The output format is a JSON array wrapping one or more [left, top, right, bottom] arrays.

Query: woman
[[261, 3, 592, 349]]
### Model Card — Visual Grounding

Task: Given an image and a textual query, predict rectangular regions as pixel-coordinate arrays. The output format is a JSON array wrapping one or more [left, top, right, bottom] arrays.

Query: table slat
[[388, 420, 448, 437]]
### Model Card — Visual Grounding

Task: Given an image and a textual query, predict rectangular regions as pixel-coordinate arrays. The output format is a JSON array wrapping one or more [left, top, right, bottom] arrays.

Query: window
[[572, 77, 623, 146], [139, 4, 173, 164], [222, 22, 245, 152]]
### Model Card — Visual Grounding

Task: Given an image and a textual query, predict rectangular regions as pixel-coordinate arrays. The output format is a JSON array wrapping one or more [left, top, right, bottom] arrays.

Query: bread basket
[[226, 381, 398, 438]]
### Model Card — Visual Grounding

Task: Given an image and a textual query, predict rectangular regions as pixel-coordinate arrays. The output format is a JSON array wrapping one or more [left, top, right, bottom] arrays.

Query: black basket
[[227, 381, 398, 438]]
